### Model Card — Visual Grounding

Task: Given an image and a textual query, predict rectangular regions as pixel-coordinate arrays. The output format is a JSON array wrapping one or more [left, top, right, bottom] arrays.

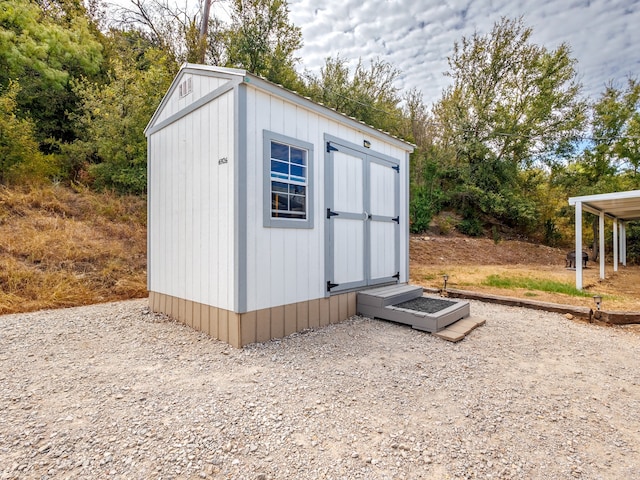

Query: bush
[[625, 222, 640, 265], [0, 81, 59, 184], [458, 209, 483, 236], [543, 219, 562, 246], [409, 184, 438, 233], [89, 162, 147, 195]]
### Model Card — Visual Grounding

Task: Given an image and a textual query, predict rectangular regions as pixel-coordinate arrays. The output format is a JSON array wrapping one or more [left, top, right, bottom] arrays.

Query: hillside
[[0, 185, 147, 314], [1, 185, 639, 315], [410, 234, 640, 312]]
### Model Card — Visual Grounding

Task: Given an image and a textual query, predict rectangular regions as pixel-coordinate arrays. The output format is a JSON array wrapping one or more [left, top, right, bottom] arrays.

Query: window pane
[[272, 192, 288, 211], [290, 165, 305, 180], [271, 160, 289, 178], [289, 184, 306, 195], [271, 142, 289, 161], [290, 195, 306, 212], [271, 181, 288, 193], [290, 148, 306, 165]]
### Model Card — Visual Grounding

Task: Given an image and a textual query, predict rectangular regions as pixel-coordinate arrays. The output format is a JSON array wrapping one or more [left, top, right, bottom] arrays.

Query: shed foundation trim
[[148, 291, 356, 348]]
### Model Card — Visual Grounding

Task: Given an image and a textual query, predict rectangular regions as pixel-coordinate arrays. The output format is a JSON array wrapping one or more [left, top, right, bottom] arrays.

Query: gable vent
[[179, 77, 193, 98]]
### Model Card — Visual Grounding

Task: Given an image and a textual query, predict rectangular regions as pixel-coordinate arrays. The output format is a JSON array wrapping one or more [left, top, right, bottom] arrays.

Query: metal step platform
[[356, 284, 471, 333]]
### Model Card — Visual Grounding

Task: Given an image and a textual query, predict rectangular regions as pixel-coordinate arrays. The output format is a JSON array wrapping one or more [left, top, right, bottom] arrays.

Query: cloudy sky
[[284, 0, 640, 105]]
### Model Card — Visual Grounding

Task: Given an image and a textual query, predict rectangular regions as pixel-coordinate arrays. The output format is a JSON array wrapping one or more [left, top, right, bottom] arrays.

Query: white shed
[[145, 64, 414, 347]]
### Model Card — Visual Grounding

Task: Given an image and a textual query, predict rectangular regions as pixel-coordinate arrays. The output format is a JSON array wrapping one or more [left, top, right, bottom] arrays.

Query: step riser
[[386, 301, 470, 333], [356, 285, 471, 334], [357, 285, 424, 308]]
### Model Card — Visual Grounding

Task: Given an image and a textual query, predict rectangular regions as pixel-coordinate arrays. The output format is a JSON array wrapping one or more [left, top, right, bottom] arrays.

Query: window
[[263, 131, 314, 228]]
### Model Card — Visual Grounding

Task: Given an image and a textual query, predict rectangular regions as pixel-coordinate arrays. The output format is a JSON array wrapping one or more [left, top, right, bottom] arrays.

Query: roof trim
[[568, 189, 640, 221], [146, 63, 414, 152], [144, 64, 242, 135], [243, 73, 414, 151]]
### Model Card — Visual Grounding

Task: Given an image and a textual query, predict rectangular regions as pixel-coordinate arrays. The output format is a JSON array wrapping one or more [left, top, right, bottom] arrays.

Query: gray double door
[[325, 136, 400, 294]]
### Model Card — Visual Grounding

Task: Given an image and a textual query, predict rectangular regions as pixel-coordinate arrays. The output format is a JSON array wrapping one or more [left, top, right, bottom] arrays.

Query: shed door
[[325, 139, 399, 294]]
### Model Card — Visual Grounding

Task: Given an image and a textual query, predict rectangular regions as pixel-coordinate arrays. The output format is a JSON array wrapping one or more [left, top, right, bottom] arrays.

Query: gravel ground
[[1, 299, 640, 479]]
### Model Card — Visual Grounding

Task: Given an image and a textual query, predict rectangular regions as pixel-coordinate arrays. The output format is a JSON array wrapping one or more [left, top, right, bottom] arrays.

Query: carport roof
[[568, 190, 640, 221]]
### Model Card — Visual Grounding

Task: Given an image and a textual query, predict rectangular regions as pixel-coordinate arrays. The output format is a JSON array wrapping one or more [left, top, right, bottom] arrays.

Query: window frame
[[263, 130, 314, 229]]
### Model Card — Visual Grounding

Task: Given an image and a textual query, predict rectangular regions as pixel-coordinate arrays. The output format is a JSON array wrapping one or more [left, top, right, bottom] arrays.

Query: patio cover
[[568, 190, 640, 289]]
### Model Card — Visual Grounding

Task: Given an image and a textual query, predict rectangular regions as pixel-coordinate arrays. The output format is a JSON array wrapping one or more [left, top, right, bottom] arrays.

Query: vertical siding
[[243, 87, 410, 312], [148, 90, 236, 311], [155, 74, 230, 124], [369, 161, 399, 280], [150, 73, 410, 317]]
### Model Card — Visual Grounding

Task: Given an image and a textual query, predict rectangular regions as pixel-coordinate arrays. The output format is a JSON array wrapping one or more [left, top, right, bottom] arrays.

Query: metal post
[[622, 222, 627, 266], [575, 201, 583, 290], [613, 218, 618, 272], [599, 211, 605, 280]]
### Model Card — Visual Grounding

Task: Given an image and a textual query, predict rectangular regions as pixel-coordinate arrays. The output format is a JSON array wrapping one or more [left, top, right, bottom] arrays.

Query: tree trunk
[[592, 216, 599, 262], [198, 0, 212, 63]]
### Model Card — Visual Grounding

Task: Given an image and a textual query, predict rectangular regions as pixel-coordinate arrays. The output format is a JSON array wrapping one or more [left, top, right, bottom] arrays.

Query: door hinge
[[392, 164, 400, 172], [327, 142, 338, 153], [327, 281, 339, 291], [392, 216, 399, 224], [393, 272, 400, 280], [326, 208, 339, 219]]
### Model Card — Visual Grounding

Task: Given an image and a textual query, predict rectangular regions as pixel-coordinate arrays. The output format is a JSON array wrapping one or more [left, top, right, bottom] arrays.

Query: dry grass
[[3, 189, 638, 317], [411, 262, 640, 312], [0, 184, 147, 314], [409, 234, 640, 312]]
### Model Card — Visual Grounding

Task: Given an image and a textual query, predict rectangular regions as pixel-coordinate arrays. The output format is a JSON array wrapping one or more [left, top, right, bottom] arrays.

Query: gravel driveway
[[1, 299, 639, 479]]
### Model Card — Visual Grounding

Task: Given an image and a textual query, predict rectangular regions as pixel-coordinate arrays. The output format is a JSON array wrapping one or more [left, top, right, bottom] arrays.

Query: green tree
[[552, 79, 640, 257], [590, 79, 640, 176], [66, 36, 172, 194], [117, 0, 203, 65], [0, 82, 57, 184], [430, 17, 586, 230], [0, 0, 104, 146], [208, 0, 303, 90], [304, 56, 404, 136]]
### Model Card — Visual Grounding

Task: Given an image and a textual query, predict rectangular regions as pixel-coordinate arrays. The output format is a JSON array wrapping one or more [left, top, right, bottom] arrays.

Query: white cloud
[[288, 0, 640, 105]]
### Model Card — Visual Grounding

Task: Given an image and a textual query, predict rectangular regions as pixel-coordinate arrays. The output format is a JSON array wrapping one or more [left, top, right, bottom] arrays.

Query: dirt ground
[[409, 234, 640, 312]]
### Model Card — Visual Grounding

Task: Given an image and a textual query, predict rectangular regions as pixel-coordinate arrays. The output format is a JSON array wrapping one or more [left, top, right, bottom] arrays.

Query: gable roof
[[145, 63, 414, 152]]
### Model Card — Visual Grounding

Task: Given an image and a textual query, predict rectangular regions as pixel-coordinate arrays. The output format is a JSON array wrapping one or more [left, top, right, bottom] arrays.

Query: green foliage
[[408, 149, 448, 233], [543, 219, 562, 247], [0, 0, 103, 145], [491, 225, 502, 244], [590, 79, 640, 177], [0, 82, 58, 183], [482, 274, 595, 297], [304, 56, 404, 136], [624, 222, 640, 265], [427, 17, 586, 229], [114, 0, 202, 65], [410, 185, 435, 233], [208, 0, 303, 90], [551, 79, 640, 247], [458, 212, 483, 237], [66, 41, 172, 194]]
